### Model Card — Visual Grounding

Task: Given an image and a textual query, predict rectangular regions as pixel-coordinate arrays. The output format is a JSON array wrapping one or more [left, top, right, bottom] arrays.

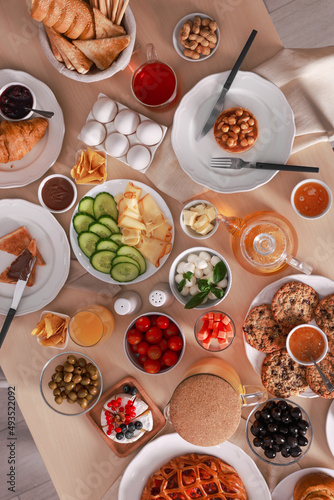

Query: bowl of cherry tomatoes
[[124, 313, 185, 375]]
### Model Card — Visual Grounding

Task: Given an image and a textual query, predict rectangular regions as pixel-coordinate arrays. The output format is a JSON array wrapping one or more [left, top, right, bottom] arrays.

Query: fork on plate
[[210, 157, 319, 172]]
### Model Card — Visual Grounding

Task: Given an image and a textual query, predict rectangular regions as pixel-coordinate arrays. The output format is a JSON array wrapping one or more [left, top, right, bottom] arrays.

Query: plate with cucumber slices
[[70, 179, 174, 284]]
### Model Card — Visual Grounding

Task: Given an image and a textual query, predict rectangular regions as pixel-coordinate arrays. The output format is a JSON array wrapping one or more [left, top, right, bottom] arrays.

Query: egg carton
[[78, 93, 167, 173]]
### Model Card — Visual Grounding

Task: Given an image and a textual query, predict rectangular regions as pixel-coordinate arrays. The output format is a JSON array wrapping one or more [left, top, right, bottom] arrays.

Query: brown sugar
[[169, 374, 241, 446]]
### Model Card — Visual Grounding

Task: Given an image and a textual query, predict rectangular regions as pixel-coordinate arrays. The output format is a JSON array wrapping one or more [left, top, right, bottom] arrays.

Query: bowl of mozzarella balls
[[168, 247, 232, 309]]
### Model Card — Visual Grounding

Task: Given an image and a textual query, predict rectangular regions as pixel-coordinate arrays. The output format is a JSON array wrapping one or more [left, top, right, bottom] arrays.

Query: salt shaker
[[149, 282, 174, 307], [113, 291, 142, 316]]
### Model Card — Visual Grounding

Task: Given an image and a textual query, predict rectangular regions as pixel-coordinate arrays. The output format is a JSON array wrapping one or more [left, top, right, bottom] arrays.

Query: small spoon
[[309, 353, 334, 392], [24, 107, 54, 118]]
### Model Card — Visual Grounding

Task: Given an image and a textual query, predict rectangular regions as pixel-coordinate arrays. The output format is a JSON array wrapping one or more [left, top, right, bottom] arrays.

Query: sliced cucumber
[[78, 231, 100, 258], [116, 246, 146, 275], [73, 213, 96, 234], [88, 222, 112, 239], [90, 250, 116, 274], [96, 239, 119, 252], [93, 192, 118, 221], [78, 197, 95, 217], [111, 255, 140, 271], [110, 233, 123, 246], [110, 262, 139, 282], [97, 215, 120, 234]]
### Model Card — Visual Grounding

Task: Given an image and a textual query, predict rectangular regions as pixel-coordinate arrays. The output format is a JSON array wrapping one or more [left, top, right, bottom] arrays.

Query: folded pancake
[[0, 226, 45, 266]]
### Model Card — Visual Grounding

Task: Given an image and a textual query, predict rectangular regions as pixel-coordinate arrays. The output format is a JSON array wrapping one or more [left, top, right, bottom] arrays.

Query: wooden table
[[1, 1, 334, 499]]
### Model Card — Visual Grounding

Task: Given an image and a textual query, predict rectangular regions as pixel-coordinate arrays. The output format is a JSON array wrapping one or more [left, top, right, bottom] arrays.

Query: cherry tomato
[[158, 337, 169, 354], [129, 343, 138, 353], [127, 328, 143, 345], [137, 341, 149, 355], [135, 316, 151, 333], [168, 335, 183, 351], [156, 315, 169, 330], [149, 315, 158, 326], [163, 322, 180, 339], [162, 350, 178, 367], [138, 354, 147, 366], [147, 345, 162, 360], [144, 359, 161, 374], [145, 326, 163, 344]]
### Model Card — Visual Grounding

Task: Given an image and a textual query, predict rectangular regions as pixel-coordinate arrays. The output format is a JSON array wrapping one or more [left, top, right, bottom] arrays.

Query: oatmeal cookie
[[306, 351, 334, 398], [261, 348, 308, 398], [328, 335, 334, 354], [315, 294, 334, 338], [243, 304, 289, 352], [271, 281, 319, 328]]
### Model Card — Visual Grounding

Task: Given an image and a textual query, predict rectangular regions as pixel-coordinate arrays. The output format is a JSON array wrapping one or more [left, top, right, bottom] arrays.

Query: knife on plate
[[0, 256, 36, 349], [196, 29, 258, 141]]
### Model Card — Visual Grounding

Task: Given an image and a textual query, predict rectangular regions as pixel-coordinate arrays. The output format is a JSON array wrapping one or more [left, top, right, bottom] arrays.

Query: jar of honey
[[291, 179, 332, 219]]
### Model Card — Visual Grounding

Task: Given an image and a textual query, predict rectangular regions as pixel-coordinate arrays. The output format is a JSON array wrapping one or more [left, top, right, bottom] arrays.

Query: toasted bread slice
[[42, 0, 65, 27], [45, 27, 93, 74], [44, 25, 63, 62], [30, 0, 52, 22], [53, 0, 93, 36], [0, 226, 45, 266], [73, 35, 130, 70], [0, 239, 37, 287], [93, 8, 125, 39], [78, 19, 95, 40]]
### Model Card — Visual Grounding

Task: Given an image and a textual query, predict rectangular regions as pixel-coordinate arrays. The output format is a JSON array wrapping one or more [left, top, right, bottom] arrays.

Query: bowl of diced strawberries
[[194, 311, 235, 351]]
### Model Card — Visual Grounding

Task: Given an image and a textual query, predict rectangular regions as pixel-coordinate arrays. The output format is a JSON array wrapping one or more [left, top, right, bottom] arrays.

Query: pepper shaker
[[113, 291, 142, 315], [149, 282, 174, 307]]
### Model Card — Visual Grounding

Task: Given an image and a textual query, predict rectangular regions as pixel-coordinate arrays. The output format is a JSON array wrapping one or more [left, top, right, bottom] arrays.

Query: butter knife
[[197, 29, 258, 141], [0, 256, 36, 348]]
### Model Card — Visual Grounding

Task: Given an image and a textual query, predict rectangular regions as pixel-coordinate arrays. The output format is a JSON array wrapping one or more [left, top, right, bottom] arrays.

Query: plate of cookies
[[242, 275, 334, 399]]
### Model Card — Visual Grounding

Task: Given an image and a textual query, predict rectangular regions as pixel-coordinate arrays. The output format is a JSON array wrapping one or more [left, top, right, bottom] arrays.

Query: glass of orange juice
[[69, 305, 114, 347]]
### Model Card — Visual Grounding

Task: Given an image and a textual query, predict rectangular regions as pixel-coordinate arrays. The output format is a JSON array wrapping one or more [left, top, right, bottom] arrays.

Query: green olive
[[63, 372, 73, 383], [73, 366, 82, 375], [72, 374, 82, 384], [53, 388, 61, 396], [68, 391, 78, 401], [64, 362, 74, 373], [88, 385, 98, 396], [67, 398, 76, 404], [81, 377, 90, 386], [91, 380, 99, 386], [55, 365, 64, 372], [78, 389, 88, 399], [77, 358, 87, 367], [74, 383, 83, 393], [55, 396, 63, 405], [60, 391, 67, 399], [65, 382, 75, 391], [48, 381, 57, 390], [90, 372, 99, 381], [58, 380, 66, 388], [51, 373, 57, 381], [67, 355, 77, 365], [54, 372, 63, 383], [86, 394, 93, 401], [78, 398, 88, 409]]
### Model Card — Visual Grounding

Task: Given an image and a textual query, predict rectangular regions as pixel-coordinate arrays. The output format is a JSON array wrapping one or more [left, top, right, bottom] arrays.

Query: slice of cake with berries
[[100, 384, 153, 443]]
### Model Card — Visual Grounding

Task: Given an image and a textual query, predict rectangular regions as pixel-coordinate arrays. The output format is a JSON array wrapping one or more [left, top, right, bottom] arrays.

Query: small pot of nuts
[[173, 13, 219, 61], [214, 107, 259, 153]]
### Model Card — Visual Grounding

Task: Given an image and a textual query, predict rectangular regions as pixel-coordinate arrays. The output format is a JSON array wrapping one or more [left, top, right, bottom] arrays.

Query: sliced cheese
[[136, 235, 169, 267], [193, 214, 209, 229], [205, 206, 217, 222], [118, 215, 146, 231], [124, 182, 141, 200], [197, 223, 215, 235], [150, 221, 173, 243], [190, 203, 206, 214], [121, 228, 141, 246], [183, 210, 197, 227]]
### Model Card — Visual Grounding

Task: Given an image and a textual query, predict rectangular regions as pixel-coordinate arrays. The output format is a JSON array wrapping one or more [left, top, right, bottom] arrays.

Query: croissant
[[293, 472, 334, 500], [0, 118, 49, 163]]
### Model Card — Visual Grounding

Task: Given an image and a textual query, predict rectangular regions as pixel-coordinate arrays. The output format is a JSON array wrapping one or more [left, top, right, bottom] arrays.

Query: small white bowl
[[173, 12, 220, 62], [0, 81, 36, 121], [291, 178, 332, 220], [180, 199, 218, 240], [169, 247, 232, 310], [286, 323, 328, 366], [38, 174, 77, 213], [36, 310, 70, 350]]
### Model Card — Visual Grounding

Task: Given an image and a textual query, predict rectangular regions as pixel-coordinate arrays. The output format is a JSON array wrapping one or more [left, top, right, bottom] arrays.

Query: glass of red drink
[[131, 43, 177, 107]]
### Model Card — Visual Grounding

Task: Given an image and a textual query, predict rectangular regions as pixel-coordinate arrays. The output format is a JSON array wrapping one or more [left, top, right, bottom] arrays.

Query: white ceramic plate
[[171, 71, 295, 193], [0, 199, 70, 316], [119, 433, 271, 500], [244, 274, 334, 398], [272, 467, 334, 500], [326, 401, 334, 456], [0, 69, 65, 188], [70, 179, 174, 284]]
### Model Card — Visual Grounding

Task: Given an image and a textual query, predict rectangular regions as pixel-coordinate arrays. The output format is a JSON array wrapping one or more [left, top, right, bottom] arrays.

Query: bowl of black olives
[[40, 352, 103, 416], [246, 398, 312, 465]]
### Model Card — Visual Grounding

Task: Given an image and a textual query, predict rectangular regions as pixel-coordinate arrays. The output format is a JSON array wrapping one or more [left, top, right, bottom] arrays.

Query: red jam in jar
[[294, 182, 329, 217], [0, 85, 33, 120]]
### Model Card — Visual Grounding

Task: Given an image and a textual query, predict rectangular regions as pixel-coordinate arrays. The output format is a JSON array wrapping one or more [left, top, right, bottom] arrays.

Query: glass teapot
[[216, 210, 312, 276]]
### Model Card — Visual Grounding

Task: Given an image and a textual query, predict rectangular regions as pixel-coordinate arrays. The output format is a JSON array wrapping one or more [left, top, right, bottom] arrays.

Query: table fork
[[210, 157, 319, 172]]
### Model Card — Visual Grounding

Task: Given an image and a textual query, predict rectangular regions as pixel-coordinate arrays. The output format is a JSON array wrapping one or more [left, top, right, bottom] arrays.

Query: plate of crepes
[[171, 71, 295, 193], [0, 69, 65, 189], [243, 275, 334, 399], [71, 148, 107, 185], [118, 433, 271, 500], [70, 179, 174, 284], [27, 0, 135, 82], [30, 311, 70, 349], [0, 199, 70, 316], [272, 467, 334, 500]]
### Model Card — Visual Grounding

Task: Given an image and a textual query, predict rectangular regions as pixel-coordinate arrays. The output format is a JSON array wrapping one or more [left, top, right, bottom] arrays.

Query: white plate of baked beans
[[171, 70, 295, 193]]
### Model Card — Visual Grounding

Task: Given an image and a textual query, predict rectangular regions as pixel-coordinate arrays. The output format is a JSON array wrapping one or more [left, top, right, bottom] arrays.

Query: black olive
[[259, 429, 268, 437], [263, 436, 274, 447], [253, 437, 263, 447], [289, 423, 300, 435], [268, 423, 278, 433], [287, 436, 298, 448], [264, 447, 276, 459], [272, 443, 282, 452], [277, 400, 288, 411], [251, 424, 260, 437], [281, 412, 292, 424], [281, 448, 291, 458], [298, 419, 309, 431], [291, 407, 302, 420], [264, 401, 275, 411], [279, 424, 289, 435], [281, 442, 291, 451], [290, 446, 302, 458], [271, 407, 282, 420], [275, 434, 286, 445], [254, 410, 262, 420], [298, 436, 308, 447], [260, 409, 271, 421]]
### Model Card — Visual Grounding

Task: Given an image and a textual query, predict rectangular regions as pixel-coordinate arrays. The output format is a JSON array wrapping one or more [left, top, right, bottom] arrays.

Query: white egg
[[136, 120, 163, 146], [174, 274, 184, 284], [216, 278, 228, 288], [104, 132, 129, 158], [194, 258, 207, 270], [126, 145, 151, 171], [185, 276, 196, 287], [211, 256, 221, 267], [202, 263, 213, 275], [183, 262, 195, 274], [189, 284, 199, 295], [180, 287, 190, 296], [208, 291, 217, 300], [194, 268, 203, 279], [114, 109, 140, 135], [199, 251, 211, 262], [187, 253, 198, 264], [92, 97, 118, 123], [80, 120, 106, 146], [176, 261, 187, 274]]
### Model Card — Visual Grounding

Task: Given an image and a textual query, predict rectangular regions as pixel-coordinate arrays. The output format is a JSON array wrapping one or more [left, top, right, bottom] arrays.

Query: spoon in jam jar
[[24, 106, 54, 118], [309, 353, 334, 392]]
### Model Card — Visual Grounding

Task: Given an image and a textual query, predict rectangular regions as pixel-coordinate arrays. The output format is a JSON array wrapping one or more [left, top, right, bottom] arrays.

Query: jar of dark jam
[[0, 83, 34, 120]]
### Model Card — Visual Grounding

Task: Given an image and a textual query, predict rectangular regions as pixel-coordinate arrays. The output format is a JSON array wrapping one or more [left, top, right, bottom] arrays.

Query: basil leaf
[[178, 278, 186, 292], [210, 286, 225, 299], [184, 291, 210, 309], [184, 271, 194, 281], [213, 261, 227, 284], [197, 279, 210, 292]]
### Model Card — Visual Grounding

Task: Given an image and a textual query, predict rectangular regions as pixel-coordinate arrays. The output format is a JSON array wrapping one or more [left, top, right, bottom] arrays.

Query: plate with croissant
[[0, 69, 64, 189], [272, 467, 334, 500]]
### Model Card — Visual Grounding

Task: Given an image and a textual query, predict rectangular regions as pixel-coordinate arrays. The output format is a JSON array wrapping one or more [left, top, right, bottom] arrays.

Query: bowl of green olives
[[246, 398, 313, 466], [40, 352, 103, 416]]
